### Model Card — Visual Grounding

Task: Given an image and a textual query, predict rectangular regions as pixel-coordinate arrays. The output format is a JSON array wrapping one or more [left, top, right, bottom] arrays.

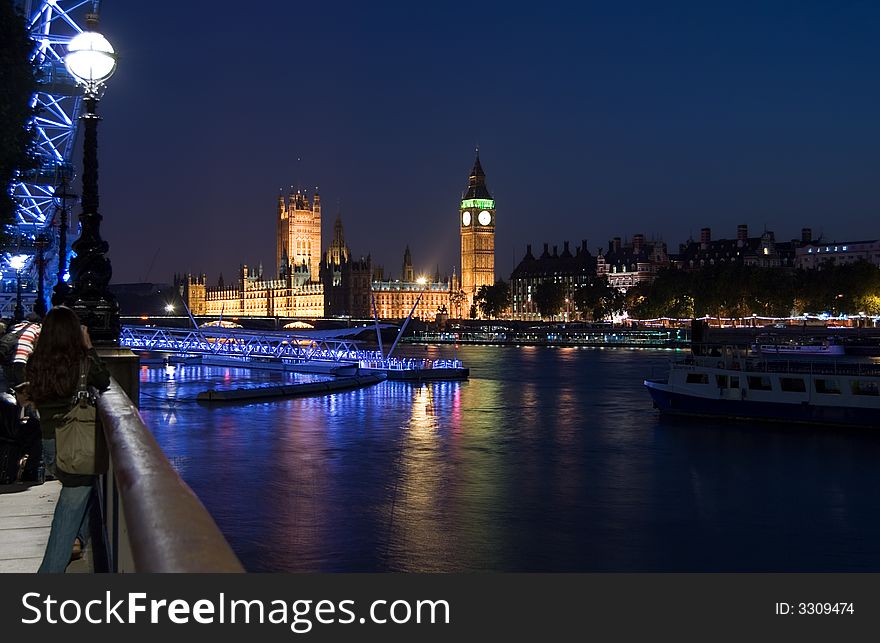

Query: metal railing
[[120, 325, 361, 362], [96, 379, 244, 572]]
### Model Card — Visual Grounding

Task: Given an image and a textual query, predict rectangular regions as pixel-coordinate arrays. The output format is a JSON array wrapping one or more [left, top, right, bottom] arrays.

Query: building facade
[[320, 215, 373, 318], [596, 234, 669, 290], [795, 238, 880, 270], [460, 153, 495, 314], [277, 189, 322, 280], [671, 225, 802, 271], [510, 241, 595, 320], [182, 264, 324, 318]]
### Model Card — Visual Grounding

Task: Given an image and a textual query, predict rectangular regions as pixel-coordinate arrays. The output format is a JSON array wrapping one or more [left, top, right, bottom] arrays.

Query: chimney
[[552, 245, 558, 257], [526, 243, 532, 257], [563, 241, 570, 254], [700, 227, 711, 250], [801, 227, 812, 244], [543, 242, 549, 257], [612, 237, 621, 252], [582, 239, 588, 254], [633, 233, 645, 253]]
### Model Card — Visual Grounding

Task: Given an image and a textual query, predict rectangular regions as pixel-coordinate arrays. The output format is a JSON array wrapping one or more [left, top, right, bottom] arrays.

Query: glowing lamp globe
[[65, 31, 116, 83]]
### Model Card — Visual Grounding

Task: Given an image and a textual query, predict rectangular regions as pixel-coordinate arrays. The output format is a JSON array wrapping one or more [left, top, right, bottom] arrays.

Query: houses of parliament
[[180, 154, 495, 321]]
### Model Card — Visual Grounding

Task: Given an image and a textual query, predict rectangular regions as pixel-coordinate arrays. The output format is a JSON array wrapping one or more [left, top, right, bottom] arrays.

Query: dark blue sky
[[93, 1, 880, 284]]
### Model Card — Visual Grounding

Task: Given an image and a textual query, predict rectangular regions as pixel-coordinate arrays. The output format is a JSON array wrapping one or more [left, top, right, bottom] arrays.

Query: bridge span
[[119, 325, 466, 375]]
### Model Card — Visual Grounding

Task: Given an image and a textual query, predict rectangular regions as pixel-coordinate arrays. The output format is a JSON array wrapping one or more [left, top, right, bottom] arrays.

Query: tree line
[[628, 262, 880, 319], [472, 277, 626, 321], [469, 261, 880, 321]]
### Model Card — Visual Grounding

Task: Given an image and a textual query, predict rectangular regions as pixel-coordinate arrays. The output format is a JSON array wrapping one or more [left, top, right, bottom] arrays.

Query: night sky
[[91, 1, 880, 285]]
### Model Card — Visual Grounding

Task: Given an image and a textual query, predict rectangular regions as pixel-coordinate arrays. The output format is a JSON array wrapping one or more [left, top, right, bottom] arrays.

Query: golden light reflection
[[384, 384, 451, 571]]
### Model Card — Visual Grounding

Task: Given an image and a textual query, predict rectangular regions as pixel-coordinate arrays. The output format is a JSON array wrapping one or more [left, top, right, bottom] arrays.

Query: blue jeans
[[38, 484, 93, 573], [42, 438, 56, 479]]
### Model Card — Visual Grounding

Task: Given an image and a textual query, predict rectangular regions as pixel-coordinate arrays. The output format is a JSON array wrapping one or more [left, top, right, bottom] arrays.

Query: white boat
[[644, 354, 880, 427]]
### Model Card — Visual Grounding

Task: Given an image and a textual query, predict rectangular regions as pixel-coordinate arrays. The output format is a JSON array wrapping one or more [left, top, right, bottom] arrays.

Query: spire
[[402, 245, 414, 282], [464, 149, 492, 199], [280, 245, 289, 277]]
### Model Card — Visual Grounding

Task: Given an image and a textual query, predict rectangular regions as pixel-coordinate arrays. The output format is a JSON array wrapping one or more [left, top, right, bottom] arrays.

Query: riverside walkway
[[0, 482, 58, 572], [0, 481, 62, 572], [0, 377, 243, 574]]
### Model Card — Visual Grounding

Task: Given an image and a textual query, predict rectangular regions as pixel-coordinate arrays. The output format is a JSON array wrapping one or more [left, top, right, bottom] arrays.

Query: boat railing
[[676, 356, 880, 378], [359, 357, 464, 371]]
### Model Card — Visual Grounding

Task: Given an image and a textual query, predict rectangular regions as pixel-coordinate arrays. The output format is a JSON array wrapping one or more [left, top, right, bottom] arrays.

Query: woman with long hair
[[25, 306, 109, 573]]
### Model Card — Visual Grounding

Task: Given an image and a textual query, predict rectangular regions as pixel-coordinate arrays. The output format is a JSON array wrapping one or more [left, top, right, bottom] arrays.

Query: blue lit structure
[[119, 326, 466, 374], [2, 1, 100, 316]]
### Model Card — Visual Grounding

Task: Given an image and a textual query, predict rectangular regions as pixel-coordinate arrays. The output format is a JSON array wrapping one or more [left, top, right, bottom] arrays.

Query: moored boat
[[644, 355, 880, 427]]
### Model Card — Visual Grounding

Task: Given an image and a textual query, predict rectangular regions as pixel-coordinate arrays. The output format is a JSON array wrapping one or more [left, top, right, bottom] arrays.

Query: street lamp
[[8, 254, 27, 323], [63, 19, 120, 343]]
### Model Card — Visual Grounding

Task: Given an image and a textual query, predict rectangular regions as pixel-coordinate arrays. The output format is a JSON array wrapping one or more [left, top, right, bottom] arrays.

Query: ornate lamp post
[[63, 19, 119, 343], [8, 254, 27, 323]]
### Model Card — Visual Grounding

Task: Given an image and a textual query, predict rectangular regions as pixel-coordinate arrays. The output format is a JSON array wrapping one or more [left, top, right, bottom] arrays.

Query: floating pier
[[196, 372, 388, 402]]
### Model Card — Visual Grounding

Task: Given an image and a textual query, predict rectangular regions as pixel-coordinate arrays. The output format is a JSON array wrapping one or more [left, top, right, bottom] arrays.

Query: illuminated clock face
[[462, 211, 471, 226], [478, 210, 492, 226]]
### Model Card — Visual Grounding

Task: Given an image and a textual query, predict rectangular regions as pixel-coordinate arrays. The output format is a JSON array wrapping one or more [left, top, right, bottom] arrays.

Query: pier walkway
[[0, 482, 59, 572], [120, 325, 466, 376]]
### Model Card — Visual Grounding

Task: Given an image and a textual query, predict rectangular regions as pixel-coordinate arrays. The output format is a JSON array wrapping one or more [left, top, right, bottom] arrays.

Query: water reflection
[[140, 348, 880, 572]]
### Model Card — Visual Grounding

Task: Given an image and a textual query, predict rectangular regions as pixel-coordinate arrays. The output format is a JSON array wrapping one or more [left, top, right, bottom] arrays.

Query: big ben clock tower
[[459, 151, 495, 316]]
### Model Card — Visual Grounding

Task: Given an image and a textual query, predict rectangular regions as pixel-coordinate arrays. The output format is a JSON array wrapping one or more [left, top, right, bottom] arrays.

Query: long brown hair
[[27, 306, 88, 402]]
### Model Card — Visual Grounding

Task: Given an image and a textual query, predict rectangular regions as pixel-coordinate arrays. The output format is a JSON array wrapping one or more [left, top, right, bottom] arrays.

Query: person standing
[[24, 306, 110, 573], [7, 312, 42, 389]]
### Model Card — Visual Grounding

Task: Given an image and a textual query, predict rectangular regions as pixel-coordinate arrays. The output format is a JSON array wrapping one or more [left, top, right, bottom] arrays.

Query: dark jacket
[[32, 348, 111, 487], [33, 348, 110, 440]]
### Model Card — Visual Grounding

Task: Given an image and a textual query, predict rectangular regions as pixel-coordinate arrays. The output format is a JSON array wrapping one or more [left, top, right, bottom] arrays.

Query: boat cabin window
[[851, 380, 880, 396], [686, 373, 710, 384], [815, 379, 841, 395], [780, 377, 806, 393], [747, 376, 773, 391], [714, 375, 741, 389]]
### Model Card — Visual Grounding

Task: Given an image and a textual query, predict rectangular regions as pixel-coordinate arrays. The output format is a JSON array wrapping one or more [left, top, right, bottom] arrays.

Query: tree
[[474, 279, 511, 319], [573, 277, 624, 321], [626, 268, 693, 319], [533, 281, 565, 320], [0, 2, 37, 243]]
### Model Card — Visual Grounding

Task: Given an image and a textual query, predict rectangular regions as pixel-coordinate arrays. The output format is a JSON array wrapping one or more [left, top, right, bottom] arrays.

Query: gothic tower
[[402, 245, 414, 282], [277, 188, 322, 281], [459, 151, 495, 313]]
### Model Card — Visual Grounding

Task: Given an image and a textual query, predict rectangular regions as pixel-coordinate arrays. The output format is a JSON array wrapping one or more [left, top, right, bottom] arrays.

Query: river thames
[[139, 345, 880, 572]]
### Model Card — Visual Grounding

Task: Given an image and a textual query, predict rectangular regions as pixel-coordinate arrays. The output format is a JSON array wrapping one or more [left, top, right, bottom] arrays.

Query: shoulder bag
[[55, 359, 108, 476]]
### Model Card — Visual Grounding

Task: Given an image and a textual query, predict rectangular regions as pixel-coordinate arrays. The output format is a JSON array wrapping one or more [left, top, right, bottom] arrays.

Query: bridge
[[120, 325, 366, 362], [119, 325, 465, 373]]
